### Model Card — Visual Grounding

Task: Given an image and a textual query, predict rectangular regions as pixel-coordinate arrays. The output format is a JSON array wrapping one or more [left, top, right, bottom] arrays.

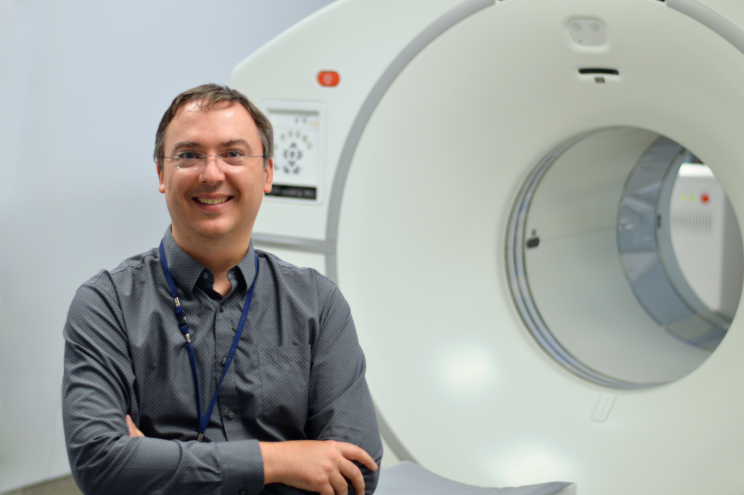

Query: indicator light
[[317, 71, 340, 87], [701, 193, 709, 204]]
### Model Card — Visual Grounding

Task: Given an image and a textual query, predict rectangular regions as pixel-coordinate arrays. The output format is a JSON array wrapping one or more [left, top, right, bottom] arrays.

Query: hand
[[260, 440, 378, 495], [126, 415, 145, 438]]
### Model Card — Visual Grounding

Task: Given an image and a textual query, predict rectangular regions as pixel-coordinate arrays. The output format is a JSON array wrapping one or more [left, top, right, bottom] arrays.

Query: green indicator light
[[690, 194, 696, 202], [681, 194, 686, 201]]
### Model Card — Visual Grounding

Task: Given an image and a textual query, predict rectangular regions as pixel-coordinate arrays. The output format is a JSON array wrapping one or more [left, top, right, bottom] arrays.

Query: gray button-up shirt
[[62, 228, 382, 495]]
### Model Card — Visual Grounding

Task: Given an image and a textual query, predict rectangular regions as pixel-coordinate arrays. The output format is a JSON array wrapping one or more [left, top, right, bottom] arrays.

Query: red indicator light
[[317, 71, 340, 87], [701, 193, 710, 204]]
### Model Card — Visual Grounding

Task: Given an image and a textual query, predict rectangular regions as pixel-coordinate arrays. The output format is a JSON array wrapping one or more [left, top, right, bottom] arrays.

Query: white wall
[[0, 1, 336, 491]]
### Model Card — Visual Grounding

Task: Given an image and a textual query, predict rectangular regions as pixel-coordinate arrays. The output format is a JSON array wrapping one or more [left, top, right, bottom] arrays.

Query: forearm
[[62, 283, 266, 495], [67, 433, 263, 495], [63, 357, 265, 495]]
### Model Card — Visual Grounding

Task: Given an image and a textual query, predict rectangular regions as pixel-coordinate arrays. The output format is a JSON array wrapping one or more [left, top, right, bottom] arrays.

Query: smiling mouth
[[195, 197, 230, 205]]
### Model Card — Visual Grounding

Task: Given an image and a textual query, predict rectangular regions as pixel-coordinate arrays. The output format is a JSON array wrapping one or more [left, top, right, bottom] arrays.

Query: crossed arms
[[62, 267, 382, 495]]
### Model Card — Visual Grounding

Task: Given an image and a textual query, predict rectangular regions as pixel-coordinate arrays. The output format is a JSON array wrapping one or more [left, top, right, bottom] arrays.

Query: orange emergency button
[[317, 71, 340, 87]]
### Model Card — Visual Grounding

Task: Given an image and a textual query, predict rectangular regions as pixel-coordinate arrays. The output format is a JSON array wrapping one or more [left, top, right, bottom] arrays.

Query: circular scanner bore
[[507, 127, 744, 388]]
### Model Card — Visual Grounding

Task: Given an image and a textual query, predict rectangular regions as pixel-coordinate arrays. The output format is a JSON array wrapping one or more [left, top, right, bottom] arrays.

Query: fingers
[[328, 469, 349, 495], [338, 457, 365, 495], [126, 415, 144, 438], [339, 442, 378, 472], [332, 441, 377, 495], [260, 440, 376, 495]]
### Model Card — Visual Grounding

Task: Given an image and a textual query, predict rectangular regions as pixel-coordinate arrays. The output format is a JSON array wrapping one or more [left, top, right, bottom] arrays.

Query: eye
[[224, 150, 246, 159], [221, 150, 247, 166], [177, 151, 201, 160]]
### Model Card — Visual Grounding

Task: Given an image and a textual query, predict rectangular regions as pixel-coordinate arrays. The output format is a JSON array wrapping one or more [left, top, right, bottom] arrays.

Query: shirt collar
[[234, 239, 257, 290], [161, 227, 256, 298]]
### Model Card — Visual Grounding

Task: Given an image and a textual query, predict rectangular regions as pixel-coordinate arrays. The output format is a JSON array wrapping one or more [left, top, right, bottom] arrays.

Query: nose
[[198, 154, 225, 184]]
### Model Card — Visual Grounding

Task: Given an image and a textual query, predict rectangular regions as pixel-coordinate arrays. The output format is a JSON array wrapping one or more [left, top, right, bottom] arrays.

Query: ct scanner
[[230, 0, 744, 493]]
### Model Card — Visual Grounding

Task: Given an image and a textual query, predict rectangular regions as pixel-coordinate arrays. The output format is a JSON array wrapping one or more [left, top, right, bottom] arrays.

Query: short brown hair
[[154, 83, 273, 170]]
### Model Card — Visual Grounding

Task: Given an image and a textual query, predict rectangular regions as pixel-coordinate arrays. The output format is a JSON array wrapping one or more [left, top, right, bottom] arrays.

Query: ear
[[157, 161, 165, 194], [264, 159, 274, 194]]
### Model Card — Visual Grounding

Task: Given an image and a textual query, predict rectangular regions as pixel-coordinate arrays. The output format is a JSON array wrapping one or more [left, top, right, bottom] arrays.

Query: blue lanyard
[[158, 240, 258, 442]]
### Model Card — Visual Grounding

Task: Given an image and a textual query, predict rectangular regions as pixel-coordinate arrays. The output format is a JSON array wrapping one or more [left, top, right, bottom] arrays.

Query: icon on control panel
[[284, 143, 302, 172], [263, 101, 325, 202], [278, 129, 313, 175]]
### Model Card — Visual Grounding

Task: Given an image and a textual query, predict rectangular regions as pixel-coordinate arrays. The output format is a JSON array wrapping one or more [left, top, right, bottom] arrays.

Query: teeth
[[197, 197, 228, 205]]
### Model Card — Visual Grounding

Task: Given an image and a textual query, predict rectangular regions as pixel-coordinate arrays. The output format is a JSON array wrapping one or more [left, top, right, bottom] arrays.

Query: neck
[[171, 227, 251, 297]]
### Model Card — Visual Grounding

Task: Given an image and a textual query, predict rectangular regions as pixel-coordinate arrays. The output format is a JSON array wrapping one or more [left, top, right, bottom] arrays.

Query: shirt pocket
[[258, 344, 311, 427]]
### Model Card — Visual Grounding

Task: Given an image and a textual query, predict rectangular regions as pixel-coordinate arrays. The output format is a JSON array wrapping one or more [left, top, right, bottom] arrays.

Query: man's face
[[158, 100, 273, 246]]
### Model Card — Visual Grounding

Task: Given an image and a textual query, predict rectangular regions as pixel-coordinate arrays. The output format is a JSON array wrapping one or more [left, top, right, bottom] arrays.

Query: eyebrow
[[172, 141, 202, 153], [221, 139, 258, 154]]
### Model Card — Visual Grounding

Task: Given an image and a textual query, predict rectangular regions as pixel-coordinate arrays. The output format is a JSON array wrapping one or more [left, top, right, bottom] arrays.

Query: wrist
[[259, 441, 280, 485]]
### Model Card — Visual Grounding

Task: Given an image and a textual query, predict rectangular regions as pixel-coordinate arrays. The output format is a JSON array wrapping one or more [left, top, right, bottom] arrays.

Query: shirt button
[[220, 305, 225, 312], [202, 272, 209, 280], [221, 357, 227, 366], [227, 410, 235, 419]]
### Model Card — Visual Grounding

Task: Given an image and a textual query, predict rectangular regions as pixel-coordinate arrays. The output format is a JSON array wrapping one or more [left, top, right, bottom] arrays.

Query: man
[[62, 84, 382, 495]]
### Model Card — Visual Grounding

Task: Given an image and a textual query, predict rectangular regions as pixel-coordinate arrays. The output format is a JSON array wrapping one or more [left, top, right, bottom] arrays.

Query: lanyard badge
[[158, 240, 258, 441]]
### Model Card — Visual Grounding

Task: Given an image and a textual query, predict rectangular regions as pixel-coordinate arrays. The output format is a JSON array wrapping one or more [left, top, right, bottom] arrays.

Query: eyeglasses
[[162, 150, 265, 170]]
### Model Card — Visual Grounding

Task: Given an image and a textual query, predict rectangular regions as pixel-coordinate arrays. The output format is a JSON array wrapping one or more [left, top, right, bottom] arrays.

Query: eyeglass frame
[[159, 150, 267, 170]]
